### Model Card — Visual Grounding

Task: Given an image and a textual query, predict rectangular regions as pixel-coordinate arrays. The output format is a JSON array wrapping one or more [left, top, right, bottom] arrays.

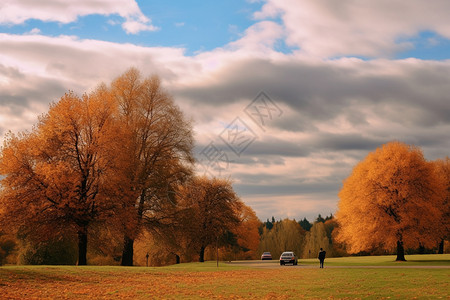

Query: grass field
[[298, 253, 450, 266], [0, 254, 449, 299]]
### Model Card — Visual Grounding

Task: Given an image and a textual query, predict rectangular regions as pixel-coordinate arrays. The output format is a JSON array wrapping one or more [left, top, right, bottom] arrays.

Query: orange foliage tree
[[229, 203, 261, 260], [432, 157, 450, 253], [110, 68, 194, 266], [0, 68, 261, 267], [0, 88, 127, 265], [335, 142, 446, 261], [140, 193, 261, 264], [176, 177, 242, 262]]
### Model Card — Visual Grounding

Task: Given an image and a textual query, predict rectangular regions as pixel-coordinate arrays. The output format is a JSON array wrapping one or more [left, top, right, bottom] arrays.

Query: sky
[[1, 0, 449, 222]]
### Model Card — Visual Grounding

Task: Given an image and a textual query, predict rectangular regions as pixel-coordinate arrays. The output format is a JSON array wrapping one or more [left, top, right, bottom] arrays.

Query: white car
[[279, 251, 298, 265]]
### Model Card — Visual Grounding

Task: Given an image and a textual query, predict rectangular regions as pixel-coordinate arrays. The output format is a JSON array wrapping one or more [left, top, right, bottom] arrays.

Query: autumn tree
[[110, 68, 194, 266], [216, 203, 261, 261], [176, 177, 242, 262], [231, 204, 261, 259], [433, 157, 450, 253], [259, 219, 306, 259], [335, 142, 446, 261], [133, 184, 259, 265], [302, 221, 332, 259], [132, 184, 198, 266], [0, 88, 127, 265]]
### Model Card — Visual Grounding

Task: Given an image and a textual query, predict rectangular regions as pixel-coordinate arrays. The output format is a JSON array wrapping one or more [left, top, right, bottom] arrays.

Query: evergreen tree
[[315, 214, 325, 223], [298, 218, 312, 231], [265, 219, 274, 230]]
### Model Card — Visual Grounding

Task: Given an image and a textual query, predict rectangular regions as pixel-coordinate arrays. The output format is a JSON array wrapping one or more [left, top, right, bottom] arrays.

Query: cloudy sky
[[1, 0, 449, 222]]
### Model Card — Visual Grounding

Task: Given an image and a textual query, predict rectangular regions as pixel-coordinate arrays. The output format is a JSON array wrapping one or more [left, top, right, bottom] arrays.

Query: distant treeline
[[258, 213, 449, 260]]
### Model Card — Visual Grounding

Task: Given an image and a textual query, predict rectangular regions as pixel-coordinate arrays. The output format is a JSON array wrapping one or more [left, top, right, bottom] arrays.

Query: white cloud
[[0, 33, 189, 85], [0, 33, 194, 139], [227, 21, 284, 54], [184, 21, 285, 79], [255, 0, 450, 58], [122, 19, 158, 34], [1, 0, 450, 219], [0, 0, 158, 34], [28, 28, 41, 35]]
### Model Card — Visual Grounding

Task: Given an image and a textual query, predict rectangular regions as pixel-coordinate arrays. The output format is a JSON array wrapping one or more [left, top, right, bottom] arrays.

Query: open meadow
[[0, 254, 449, 299]]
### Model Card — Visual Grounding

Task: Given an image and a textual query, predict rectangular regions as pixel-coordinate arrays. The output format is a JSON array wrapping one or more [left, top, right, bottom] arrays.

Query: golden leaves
[[336, 141, 447, 253]]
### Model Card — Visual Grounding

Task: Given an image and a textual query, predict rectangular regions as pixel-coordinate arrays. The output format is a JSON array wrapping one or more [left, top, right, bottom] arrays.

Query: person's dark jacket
[[318, 250, 326, 261]]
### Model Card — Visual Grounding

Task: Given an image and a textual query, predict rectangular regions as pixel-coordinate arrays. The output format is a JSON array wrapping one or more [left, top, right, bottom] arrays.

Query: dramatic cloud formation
[[255, 0, 450, 58], [0, 0, 157, 34], [1, 0, 449, 220]]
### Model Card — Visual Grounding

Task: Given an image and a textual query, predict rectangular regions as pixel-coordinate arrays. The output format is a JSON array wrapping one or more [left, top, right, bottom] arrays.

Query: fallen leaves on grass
[[0, 268, 287, 299], [1, 267, 448, 299]]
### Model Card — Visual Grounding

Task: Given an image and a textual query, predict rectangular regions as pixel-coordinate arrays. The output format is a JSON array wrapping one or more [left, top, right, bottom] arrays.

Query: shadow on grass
[[0, 268, 77, 283]]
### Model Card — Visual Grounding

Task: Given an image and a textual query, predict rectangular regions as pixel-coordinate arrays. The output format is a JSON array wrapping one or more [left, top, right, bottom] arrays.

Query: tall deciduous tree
[[335, 142, 446, 261], [177, 177, 241, 262], [110, 68, 194, 266], [0, 88, 126, 265], [433, 157, 450, 254]]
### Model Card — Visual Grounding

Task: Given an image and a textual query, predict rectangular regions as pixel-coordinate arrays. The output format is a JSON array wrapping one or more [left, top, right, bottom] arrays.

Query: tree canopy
[[335, 142, 447, 260], [0, 68, 195, 266], [176, 176, 242, 262], [109, 68, 194, 266], [433, 157, 450, 253], [0, 88, 127, 265]]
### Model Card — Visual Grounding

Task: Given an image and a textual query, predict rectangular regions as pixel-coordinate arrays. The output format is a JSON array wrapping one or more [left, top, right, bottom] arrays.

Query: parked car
[[279, 251, 298, 265], [261, 252, 272, 260]]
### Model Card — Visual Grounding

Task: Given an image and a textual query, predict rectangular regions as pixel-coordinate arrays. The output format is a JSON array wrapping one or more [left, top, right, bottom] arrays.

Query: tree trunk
[[121, 235, 134, 266], [121, 189, 144, 266], [77, 229, 88, 265], [396, 240, 406, 261], [175, 254, 180, 264], [199, 246, 205, 262], [438, 240, 444, 254]]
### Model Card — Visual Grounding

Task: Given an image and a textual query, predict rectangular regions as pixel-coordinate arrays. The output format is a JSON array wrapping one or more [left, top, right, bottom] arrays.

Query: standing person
[[318, 248, 326, 268]]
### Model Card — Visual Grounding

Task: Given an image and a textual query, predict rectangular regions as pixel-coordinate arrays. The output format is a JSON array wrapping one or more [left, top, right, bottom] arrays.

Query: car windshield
[[282, 253, 293, 257], [263, 252, 271, 255]]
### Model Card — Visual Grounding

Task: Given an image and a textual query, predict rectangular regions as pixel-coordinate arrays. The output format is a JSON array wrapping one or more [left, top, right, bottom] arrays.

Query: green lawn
[[299, 253, 450, 266], [0, 254, 448, 299]]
